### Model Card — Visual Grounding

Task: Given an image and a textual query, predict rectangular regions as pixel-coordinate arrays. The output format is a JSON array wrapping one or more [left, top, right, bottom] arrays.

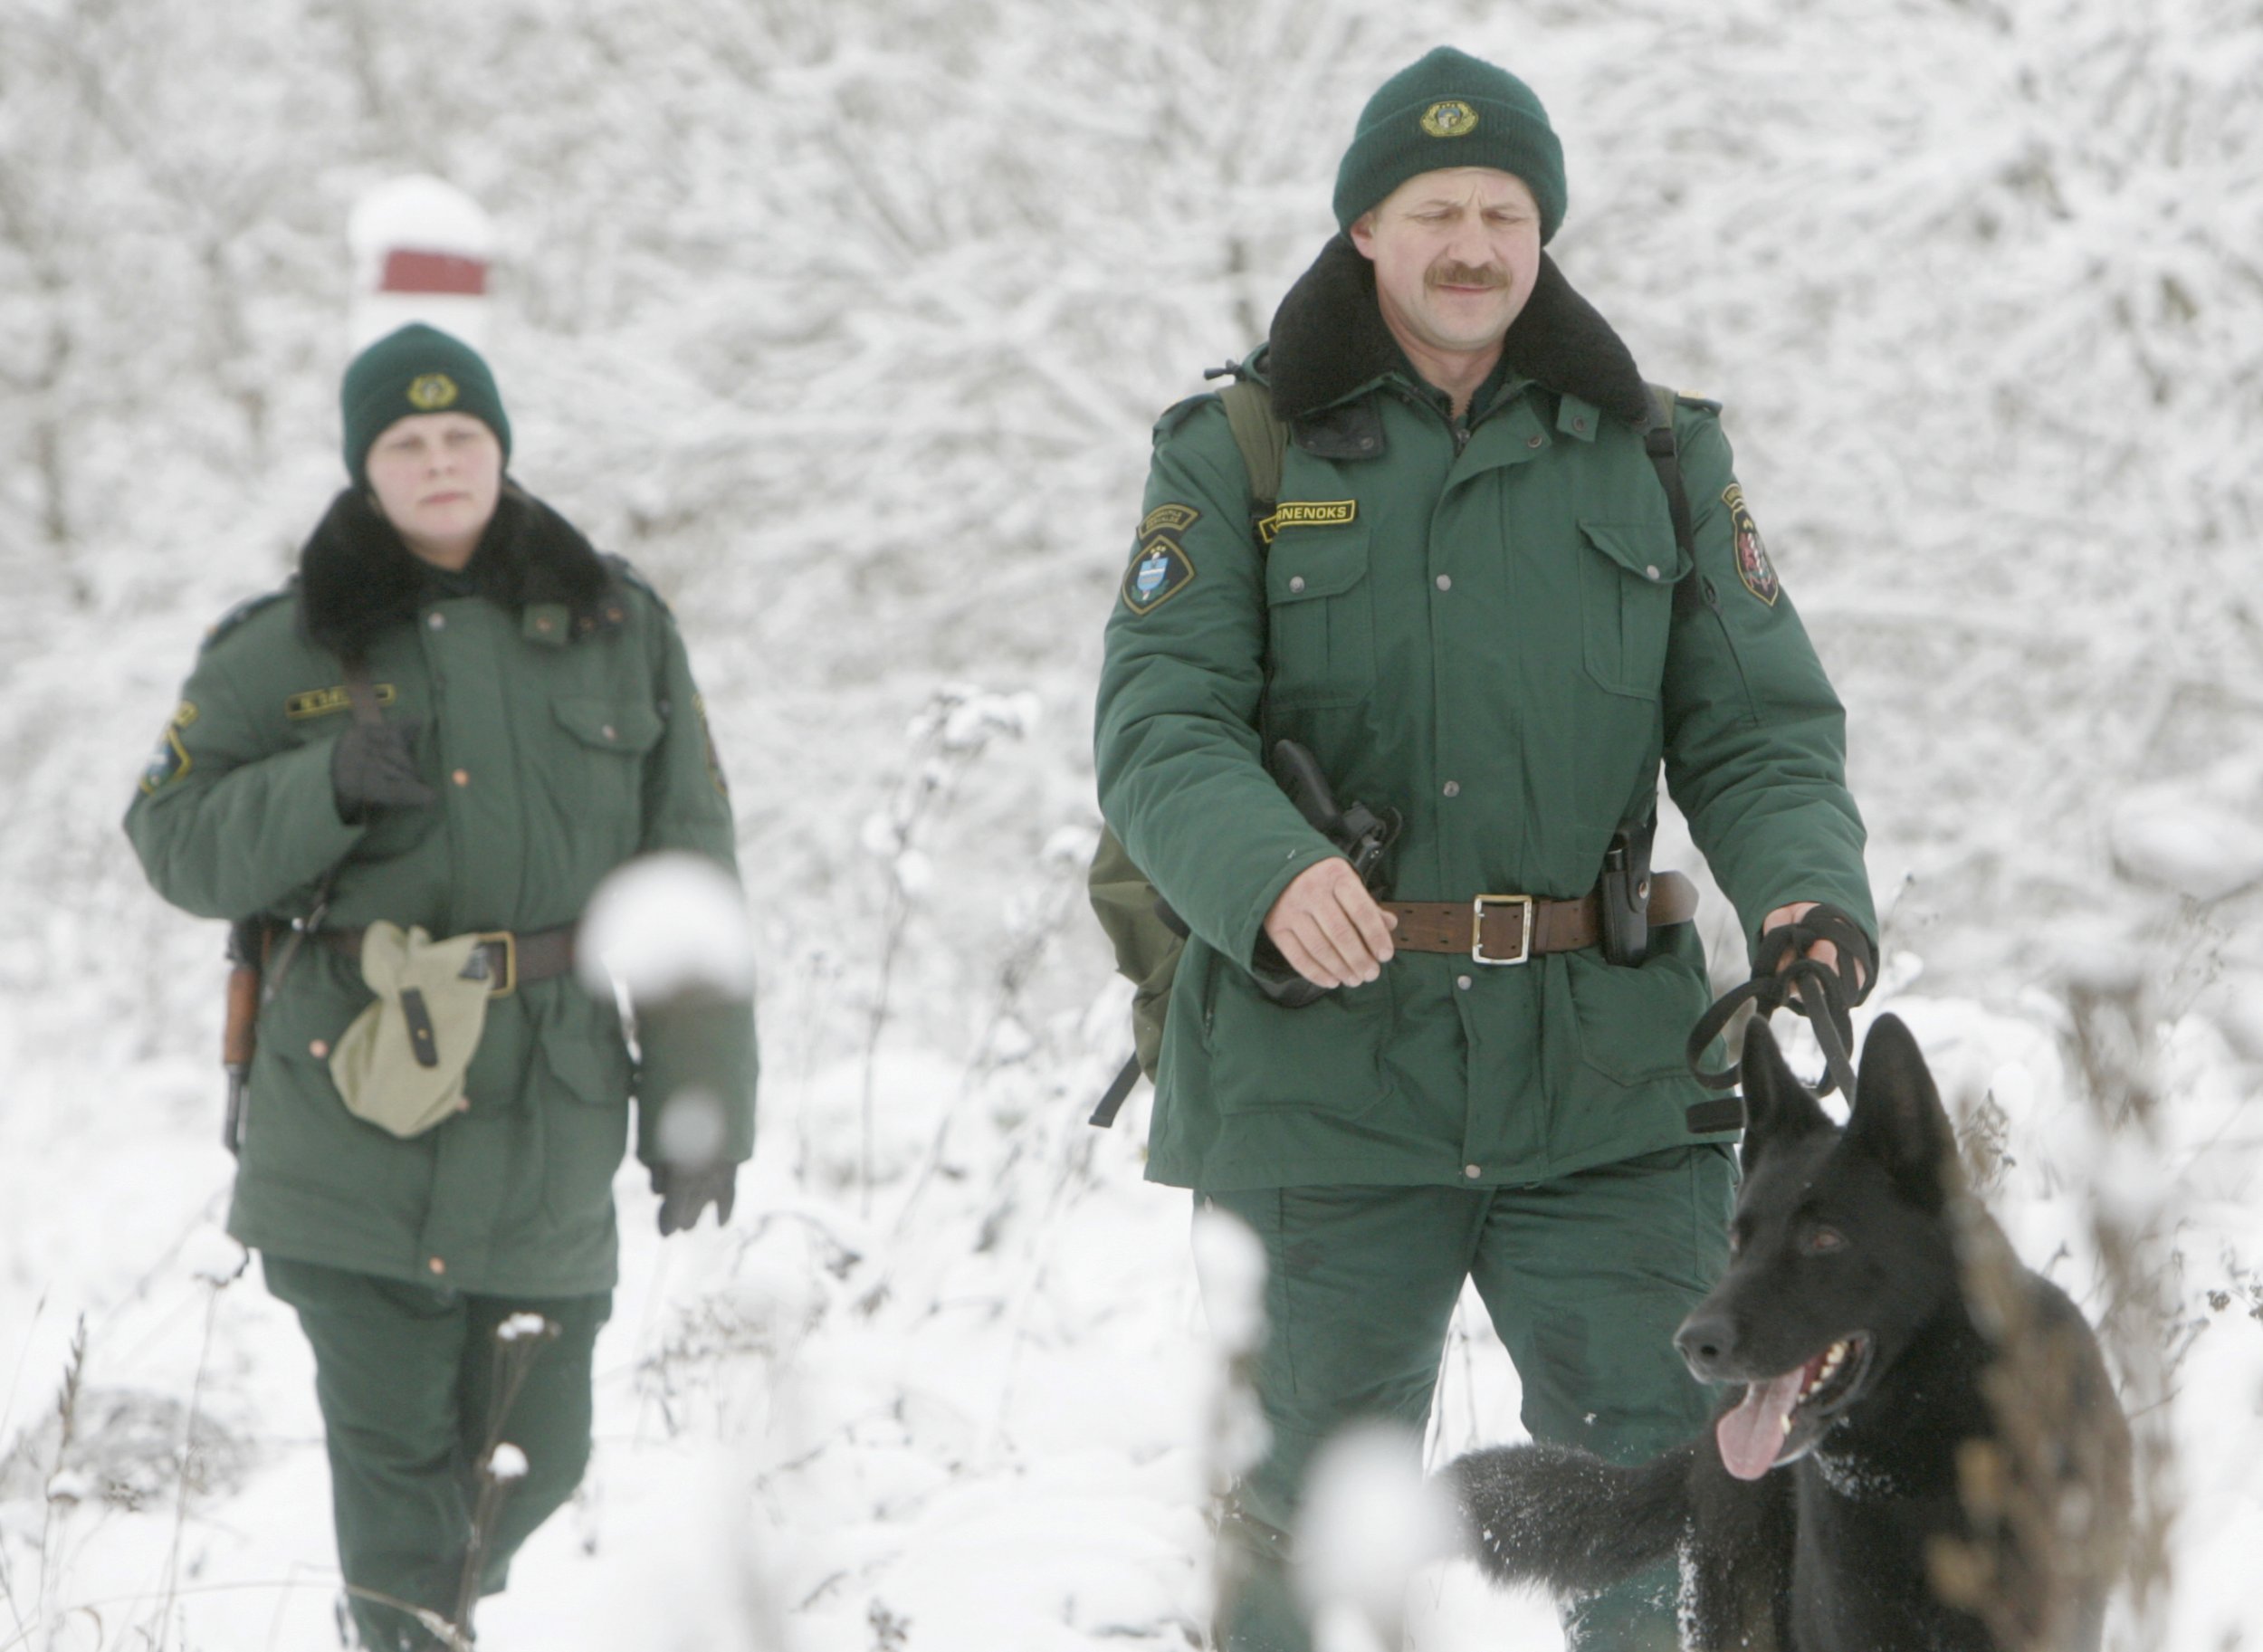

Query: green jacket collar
[[1261, 234, 1653, 432], [298, 485, 618, 661]]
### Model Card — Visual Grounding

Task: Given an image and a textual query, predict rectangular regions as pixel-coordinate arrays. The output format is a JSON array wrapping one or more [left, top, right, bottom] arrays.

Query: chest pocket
[[1577, 520, 1685, 700], [1264, 530, 1374, 711], [551, 695, 664, 818]]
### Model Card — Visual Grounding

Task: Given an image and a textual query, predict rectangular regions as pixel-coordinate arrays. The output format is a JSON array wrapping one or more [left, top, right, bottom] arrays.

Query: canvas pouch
[[328, 921, 494, 1137]]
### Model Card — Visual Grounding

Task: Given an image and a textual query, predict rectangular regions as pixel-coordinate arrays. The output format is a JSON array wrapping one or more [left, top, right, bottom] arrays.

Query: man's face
[[364, 412, 502, 560], [1349, 167, 1542, 361]]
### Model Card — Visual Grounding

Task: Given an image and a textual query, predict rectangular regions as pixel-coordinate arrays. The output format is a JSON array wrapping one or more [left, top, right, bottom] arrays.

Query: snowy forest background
[[3, 0, 2261, 1647]]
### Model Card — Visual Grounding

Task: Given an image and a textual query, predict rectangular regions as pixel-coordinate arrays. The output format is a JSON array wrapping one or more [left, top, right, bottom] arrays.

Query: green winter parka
[[126, 487, 758, 1295], [1094, 238, 1873, 1192]]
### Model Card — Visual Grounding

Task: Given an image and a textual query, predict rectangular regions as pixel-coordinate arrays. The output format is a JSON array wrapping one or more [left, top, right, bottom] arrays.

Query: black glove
[[652, 1162, 737, 1236], [1687, 905, 1876, 1104], [1752, 902, 1876, 1093], [331, 718, 436, 818], [1755, 902, 1876, 1006]]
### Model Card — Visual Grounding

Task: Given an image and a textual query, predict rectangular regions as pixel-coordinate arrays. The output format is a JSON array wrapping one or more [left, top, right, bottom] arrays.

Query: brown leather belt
[[320, 924, 577, 997], [1381, 871, 1698, 965]]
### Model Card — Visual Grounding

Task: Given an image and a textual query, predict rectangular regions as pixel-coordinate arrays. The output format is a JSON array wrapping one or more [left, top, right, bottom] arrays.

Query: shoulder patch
[[1722, 482, 1780, 606], [1152, 392, 1220, 444], [138, 701, 200, 795], [200, 587, 291, 654], [1121, 532, 1197, 616]]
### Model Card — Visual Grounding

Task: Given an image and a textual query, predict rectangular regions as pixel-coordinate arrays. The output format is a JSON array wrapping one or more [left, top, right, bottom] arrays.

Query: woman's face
[[364, 412, 502, 568]]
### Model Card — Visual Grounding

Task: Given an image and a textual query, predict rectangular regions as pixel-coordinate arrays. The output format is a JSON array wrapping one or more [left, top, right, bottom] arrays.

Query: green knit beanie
[[340, 323, 511, 485], [1332, 46, 1567, 243]]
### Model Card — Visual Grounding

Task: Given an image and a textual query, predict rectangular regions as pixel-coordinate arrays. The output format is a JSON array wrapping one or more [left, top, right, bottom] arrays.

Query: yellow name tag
[[1257, 500, 1356, 544], [285, 683, 399, 720]]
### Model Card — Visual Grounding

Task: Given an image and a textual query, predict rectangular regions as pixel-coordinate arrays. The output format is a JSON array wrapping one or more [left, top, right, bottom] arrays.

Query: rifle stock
[[222, 920, 264, 1157]]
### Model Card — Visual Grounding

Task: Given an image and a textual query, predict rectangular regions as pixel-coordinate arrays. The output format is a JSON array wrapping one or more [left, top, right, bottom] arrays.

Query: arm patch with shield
[[1722, 482, 1780, 606], [1121, 504, 1201, 616]]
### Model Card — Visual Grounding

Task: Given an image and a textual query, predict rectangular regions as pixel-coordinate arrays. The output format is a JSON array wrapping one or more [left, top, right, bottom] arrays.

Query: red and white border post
[[348, 175, 496, 352]]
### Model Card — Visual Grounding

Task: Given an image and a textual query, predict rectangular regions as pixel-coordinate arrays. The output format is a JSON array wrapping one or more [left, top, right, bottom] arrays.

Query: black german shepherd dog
[[1446, 1015, 2130, 1651]]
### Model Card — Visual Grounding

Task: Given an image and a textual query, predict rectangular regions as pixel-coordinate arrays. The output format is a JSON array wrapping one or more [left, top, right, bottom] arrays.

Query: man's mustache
[[1427, 262, 1507, 290]]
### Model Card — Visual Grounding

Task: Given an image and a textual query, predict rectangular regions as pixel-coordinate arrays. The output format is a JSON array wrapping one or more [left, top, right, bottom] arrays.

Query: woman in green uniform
[[127, 324, 758, 1650]]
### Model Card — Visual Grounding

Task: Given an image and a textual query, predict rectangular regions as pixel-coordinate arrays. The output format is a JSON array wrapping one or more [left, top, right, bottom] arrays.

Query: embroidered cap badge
[[1420, 100, 1479, 138], [406, 373, 460, 411]]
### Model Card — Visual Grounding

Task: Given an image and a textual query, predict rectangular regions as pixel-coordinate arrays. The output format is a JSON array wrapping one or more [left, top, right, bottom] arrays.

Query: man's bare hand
[[1761, 901, 1866, 992], [1263, 858, 1398, 989]]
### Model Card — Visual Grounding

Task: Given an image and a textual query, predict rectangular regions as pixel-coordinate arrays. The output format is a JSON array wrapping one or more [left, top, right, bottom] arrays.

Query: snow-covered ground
[[5, 0, 2261, 1647], [4, 975, 2260, 1649]]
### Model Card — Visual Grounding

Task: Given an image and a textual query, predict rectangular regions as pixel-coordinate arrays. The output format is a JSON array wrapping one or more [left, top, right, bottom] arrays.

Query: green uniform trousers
[[1200, 1145, 1736, 1652], [263, 1256, 611, 1650]]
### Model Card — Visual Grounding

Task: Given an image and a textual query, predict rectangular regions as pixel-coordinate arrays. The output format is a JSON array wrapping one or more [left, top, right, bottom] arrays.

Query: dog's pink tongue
[[1715, 1370, 1805, 1481]]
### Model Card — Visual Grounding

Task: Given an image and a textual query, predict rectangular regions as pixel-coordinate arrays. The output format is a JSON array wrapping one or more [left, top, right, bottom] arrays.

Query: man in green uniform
[[1093, 48, 1874, 1652], [126, 325, 758, 1649]]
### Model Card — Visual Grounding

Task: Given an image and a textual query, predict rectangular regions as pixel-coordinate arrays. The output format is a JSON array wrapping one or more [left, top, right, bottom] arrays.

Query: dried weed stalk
[[1931, 975, 2172, 1649]]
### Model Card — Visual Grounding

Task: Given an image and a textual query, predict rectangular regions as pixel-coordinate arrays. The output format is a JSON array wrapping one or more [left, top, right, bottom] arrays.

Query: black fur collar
[[297, 484, 615, 659], [1265, 234, 1651, 427]]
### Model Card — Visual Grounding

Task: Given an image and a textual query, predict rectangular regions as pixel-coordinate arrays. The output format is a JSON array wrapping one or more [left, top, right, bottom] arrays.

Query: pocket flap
[[1579, 520, 1689, 586], [1265, 534, 1370, 605], [552, 696, 664, 753]]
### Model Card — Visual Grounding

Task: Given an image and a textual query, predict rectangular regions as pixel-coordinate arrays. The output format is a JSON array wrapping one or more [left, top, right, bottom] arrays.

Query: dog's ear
[[1845, 1013, 1957, 1208], [1738, 1017, 1831, 1172]]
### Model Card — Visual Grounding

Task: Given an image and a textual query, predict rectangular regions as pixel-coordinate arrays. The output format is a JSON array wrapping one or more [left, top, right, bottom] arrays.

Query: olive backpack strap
[[1217, 377, 1288, 538], [1639, 381, 1712, 620], [1088, 375, 1290, 1131], [1217, 372, 1294, 767]]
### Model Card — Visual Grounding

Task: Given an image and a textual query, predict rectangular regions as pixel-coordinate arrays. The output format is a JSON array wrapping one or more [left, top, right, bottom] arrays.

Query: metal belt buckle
[[472, 931, 518, 997], [1472, 894, 1534, 966]]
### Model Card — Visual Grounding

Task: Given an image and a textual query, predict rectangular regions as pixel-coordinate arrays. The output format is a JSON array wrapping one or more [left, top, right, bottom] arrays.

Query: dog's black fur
[[1445, 1015, 2131, 1651]]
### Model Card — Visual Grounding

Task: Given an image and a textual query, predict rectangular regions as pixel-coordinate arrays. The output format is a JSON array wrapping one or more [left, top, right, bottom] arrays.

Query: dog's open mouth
[[1714, 1332, 1874, 1481]]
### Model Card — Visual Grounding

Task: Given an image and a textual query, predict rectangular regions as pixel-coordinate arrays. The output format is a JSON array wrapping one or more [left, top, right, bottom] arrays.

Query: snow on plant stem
[[578, 852, 757, 1004], [1296, 1422, 1460, 1651]]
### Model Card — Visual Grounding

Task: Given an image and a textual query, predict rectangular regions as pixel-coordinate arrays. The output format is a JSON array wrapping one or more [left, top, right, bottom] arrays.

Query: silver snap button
[[1288, 576, 1306, 594], [427, 612, 445, 630], [1435, 574, 1452, 591], [1573, 416, 1588, 433], [1442, 780, 1460, 797], [1456, 975, 1473, 991], [601, 724, 616, 741], [1646, 565, 1661, 581], [1526, 434, 1544, 449], [1463, 1164, 1482, 1179]]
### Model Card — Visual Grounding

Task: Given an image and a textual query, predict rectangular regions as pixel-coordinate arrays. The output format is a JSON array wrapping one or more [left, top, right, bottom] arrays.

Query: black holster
[[1246, 740, 1399, 1005], [1598, 819, 1657, 967]]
